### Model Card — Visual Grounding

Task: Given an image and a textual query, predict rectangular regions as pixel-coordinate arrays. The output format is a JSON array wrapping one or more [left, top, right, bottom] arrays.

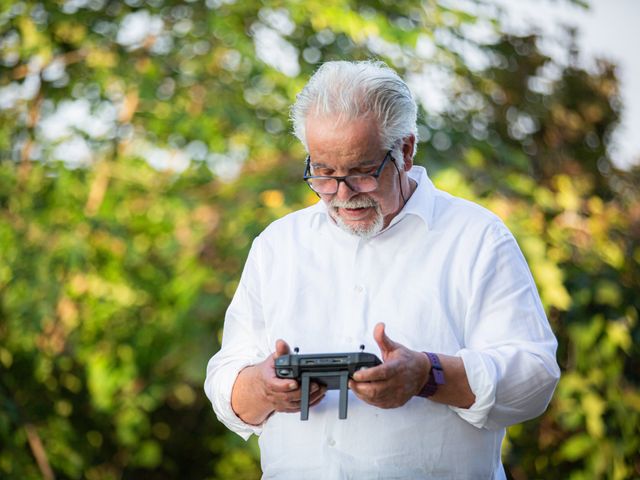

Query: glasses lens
[[307, 177, 338, 194], [307, 175, 379, 194], [345, 175, 378, 193]]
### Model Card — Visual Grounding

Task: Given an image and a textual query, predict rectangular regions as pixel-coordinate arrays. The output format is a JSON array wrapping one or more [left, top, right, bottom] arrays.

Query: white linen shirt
[[205, 166, 560, 479]]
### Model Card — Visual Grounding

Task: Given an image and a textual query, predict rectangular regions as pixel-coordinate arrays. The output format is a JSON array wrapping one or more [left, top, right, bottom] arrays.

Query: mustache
[[329, 196, 379, 209]]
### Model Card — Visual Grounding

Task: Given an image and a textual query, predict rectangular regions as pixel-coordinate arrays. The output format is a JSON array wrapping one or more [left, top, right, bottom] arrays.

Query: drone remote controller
[[275, 346, 382, 420]]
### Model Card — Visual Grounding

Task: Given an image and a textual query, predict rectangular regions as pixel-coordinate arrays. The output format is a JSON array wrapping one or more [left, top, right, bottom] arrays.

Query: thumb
[[274, 339, 291, 359], [373, 322, 399, 358]]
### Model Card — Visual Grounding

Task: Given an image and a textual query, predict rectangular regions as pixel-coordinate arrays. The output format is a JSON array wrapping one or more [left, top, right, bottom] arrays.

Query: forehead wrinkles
[[306, 114, 381, 160]]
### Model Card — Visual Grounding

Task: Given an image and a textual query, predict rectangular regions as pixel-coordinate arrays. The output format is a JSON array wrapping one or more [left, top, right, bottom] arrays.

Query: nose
[[335, 178, 356, 201]]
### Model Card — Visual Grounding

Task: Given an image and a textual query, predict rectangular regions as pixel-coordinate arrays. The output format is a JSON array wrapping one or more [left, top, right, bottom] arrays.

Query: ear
[[401, 135, 416, 171]]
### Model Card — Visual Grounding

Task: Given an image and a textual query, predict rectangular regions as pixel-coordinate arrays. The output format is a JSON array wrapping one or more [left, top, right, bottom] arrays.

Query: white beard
[[328, 196, 384, 239]]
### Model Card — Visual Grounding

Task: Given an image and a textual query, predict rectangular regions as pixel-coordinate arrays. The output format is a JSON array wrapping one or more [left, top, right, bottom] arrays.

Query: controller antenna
[[294, 347, 299, 353], [359, 344, 365, 352]]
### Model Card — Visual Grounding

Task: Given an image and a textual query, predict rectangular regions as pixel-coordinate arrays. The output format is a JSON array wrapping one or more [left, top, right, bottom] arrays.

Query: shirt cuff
[[205, 357, 265, 440], [448, 348, 498, 429]]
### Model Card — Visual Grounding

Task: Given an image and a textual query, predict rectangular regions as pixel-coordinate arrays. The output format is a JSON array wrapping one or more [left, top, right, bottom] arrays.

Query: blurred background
[[0, 0, 638, 478]]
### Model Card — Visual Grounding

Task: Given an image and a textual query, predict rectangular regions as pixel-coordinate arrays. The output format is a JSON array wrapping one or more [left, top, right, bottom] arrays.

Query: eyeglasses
[[303, 151, 393, 195]]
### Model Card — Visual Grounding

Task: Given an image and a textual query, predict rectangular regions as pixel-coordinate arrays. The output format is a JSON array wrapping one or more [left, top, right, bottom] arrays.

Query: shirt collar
[[386, 165, 434, 232], [307, 165, 435, 234]]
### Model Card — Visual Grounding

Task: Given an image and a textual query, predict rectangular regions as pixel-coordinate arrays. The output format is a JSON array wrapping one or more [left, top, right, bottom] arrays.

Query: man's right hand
[[230, 339, 326, 425]]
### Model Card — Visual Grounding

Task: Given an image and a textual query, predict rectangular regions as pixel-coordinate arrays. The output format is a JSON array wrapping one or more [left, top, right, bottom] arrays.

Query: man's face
[[305, 115, 410, 237]]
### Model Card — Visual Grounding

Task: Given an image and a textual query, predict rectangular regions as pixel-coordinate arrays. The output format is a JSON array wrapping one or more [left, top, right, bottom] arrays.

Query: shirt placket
[[344, 237, 370, 348]]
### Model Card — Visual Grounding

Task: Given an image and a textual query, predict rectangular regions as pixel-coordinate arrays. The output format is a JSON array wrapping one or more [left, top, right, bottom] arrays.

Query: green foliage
[[1, 0, 638, 479]]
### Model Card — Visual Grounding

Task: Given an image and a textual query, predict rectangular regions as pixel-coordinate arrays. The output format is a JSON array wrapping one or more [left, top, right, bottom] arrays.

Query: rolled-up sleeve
[[204, 238, 269, 439], [450, 222, 561, 430]]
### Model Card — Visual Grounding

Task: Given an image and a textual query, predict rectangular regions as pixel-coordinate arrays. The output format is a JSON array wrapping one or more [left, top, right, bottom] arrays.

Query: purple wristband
[[417, 352, 445, 398]]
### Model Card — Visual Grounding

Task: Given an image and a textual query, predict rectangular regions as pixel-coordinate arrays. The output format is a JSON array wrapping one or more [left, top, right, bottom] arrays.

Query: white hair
[[290, 60, 418, 163]]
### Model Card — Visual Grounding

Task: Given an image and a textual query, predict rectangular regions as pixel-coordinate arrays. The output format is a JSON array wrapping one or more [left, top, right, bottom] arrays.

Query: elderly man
[[205, 60, 560, 479]]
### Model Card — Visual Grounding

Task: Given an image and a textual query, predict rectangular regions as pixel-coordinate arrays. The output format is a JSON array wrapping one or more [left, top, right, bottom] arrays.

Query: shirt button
[[328, 438, 336, 447], [354, 285, 364, 293]]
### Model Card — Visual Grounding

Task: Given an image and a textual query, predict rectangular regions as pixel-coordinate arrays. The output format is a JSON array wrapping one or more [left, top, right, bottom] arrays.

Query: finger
[[352, 362, 395, 382], [350, 380, 398, 407], [349, 379, 363, 394], [285, 381, 322, 403], [270, 387, 303, 407], [373, 322, 400, 357], [311, 382, 326, 395], [308, 384, 326, 403], [275, 385, 325, 411], [268, 377, 299, 393], [308, 389, 326, 407], [302, 384, 327, 409], [349, 379, 380, 402], [273, 381, 328, 412], [274, 339, 291, 359], [275, 380, 323, 405]]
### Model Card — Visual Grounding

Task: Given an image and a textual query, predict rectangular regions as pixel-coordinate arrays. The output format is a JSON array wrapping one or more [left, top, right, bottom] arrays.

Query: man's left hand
[[349, 322, 430, 409]]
